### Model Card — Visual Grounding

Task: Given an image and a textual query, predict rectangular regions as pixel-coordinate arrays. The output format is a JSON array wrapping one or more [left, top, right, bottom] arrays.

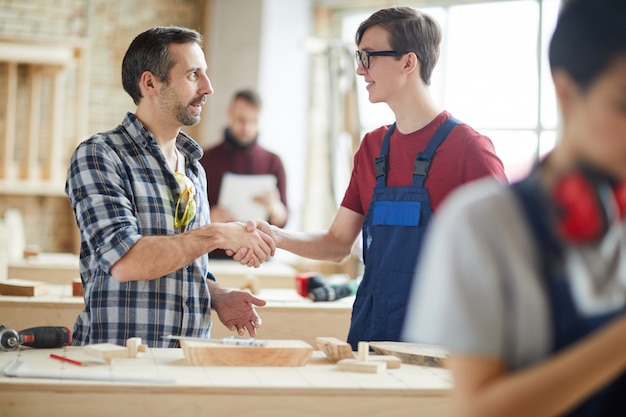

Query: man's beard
[[160, 85, 205, 126], [175, 95, 206, 126], [174, 102, 201, 126]]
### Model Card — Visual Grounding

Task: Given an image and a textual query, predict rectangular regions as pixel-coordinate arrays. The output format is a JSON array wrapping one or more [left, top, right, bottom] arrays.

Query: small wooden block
[[126, 337, 142, 358], [369, 355, 401, 369], [23, 244, 41, 259], [316, 337, 354, 363], [72, 277, 83, 297], [337, 358, 385, 374], [0, 279, 50, 296], [84, 343, 129, 363], [357, 341, 369, 361]]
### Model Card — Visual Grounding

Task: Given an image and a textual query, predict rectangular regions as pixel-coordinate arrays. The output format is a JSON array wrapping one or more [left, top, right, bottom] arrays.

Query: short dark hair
[[232, 89, 262, 109], [549, 0, 626, 90], [122, 26, 203, 104], [355, 7, 441, 85]]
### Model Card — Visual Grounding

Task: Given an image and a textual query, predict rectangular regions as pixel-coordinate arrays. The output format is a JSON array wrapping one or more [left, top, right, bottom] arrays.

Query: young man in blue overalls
[[403, 0, 626, 415], [242, 7, 506, 349]]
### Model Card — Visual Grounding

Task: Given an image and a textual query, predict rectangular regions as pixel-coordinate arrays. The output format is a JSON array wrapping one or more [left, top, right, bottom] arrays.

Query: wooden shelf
[[0, 180, 66, 197], [0, 37, 87, 254], [0, 41, 75, 66], [0, 37, 88, 187]]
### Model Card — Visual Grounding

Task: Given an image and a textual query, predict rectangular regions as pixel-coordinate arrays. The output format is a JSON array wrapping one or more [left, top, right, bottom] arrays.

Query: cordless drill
[[295, 272, 358, 302], [0, 325, 71, 351], [295, 272, 327, 298]]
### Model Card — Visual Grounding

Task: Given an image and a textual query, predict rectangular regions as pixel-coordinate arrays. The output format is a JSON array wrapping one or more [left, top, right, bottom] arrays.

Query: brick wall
[[0, 0, 88, 37], [0, 0, 206, 142], [87, 0, 206, 134], [0, 0, 206, 253]]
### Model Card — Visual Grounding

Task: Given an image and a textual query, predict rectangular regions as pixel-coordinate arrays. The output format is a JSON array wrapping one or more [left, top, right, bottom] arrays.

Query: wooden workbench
[[8, 253, 298, 288], [0, 286, 352, 347], [0, 346, 452, 417], [7, 252, 80, 284]]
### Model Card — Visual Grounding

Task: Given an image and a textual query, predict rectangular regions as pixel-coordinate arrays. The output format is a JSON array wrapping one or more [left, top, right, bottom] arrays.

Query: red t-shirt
[[341, 111, 507, 215]]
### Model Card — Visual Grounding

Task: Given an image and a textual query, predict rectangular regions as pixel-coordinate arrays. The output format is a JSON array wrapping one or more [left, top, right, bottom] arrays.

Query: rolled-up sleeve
[[66, 139, 141, 273]]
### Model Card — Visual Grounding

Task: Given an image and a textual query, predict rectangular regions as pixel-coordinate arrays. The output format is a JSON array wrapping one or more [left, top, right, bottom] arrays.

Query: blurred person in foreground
[[403, 1, 626, 416]]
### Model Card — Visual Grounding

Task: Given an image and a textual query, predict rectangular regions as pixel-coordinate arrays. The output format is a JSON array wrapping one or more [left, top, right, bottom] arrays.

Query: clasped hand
[[226, 220, 275, 267]]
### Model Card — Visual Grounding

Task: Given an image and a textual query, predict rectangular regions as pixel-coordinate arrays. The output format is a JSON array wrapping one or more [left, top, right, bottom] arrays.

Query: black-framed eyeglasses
[[355, 50, 407, 69]]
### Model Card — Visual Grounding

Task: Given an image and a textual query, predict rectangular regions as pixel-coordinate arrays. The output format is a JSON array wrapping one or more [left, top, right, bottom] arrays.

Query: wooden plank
[[42, 68, 65, 182], [22, 65, 41, 181], [1, 62, 17, 180], [368, 355, 402, 369], [71, 278, 83, 297], [336, 341, 388, 374], [0, 42, 73, 65], [73, 46, 89, 155], [181, 339, 313, 367], [337, 358, 385, 374], [0, 222, 7, 281], [83, 343, 131, 364], [0, 279, 50, 296], [7, 252, 80, 284], [316, 336, 353, 363], [369, 342, 448, 368]]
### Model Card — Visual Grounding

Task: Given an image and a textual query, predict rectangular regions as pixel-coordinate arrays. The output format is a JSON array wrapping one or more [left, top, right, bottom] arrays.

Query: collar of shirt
[[122, 112, 204, 176]]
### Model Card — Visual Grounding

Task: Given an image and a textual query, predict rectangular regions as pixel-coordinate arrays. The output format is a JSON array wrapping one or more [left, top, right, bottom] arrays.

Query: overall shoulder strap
[[510, 176, 564, 273], [413, 117, 461, 187], [375, 123, 396, 187]]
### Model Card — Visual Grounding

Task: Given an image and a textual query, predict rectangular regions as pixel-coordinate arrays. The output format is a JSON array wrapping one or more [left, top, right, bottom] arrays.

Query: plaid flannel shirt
[[66, 112, 212, 347]]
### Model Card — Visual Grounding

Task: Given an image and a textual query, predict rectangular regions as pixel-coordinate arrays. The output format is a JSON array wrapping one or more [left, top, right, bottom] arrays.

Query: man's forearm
[[110, 225, 225, 282], [271, 226, 352, 263], [268, 200, 288, 227], [207, 279, 229, 308]]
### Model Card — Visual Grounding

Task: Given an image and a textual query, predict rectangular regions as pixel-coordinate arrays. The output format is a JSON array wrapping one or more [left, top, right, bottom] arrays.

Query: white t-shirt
[[402, 177, 626, 371]]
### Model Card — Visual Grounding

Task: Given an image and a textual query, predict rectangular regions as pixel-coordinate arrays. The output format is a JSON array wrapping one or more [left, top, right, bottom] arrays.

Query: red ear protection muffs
[[553, 167, 626, 244]]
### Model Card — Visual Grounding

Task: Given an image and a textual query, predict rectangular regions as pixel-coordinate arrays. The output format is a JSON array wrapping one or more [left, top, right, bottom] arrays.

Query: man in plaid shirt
[[65, 26, 275, 347]]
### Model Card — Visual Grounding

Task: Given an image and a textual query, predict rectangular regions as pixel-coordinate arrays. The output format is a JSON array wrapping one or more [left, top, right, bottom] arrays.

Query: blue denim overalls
[[347, 117, 460, 349], [513, 177, 626, 416]]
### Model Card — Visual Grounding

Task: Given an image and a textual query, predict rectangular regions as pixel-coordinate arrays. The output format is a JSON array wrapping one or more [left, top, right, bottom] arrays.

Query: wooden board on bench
[[369, 342, 448, 368], [181, 339, 313, 367], [0, 279, 50, 296]]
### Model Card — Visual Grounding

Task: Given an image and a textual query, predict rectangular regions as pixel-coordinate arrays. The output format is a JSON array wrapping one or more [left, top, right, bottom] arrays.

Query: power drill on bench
[[295, 272, 358, 302], [0, 325, 71, 351]]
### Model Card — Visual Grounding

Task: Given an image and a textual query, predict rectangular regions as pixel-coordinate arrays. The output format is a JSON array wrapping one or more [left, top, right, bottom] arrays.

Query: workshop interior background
[[0, 0, 207, 254], [0, 0, 562, 279]]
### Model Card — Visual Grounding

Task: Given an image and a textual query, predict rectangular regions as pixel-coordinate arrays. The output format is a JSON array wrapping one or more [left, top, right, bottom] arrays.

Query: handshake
[[223, 219, 277, 267], [295, 272, 359, 302]]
